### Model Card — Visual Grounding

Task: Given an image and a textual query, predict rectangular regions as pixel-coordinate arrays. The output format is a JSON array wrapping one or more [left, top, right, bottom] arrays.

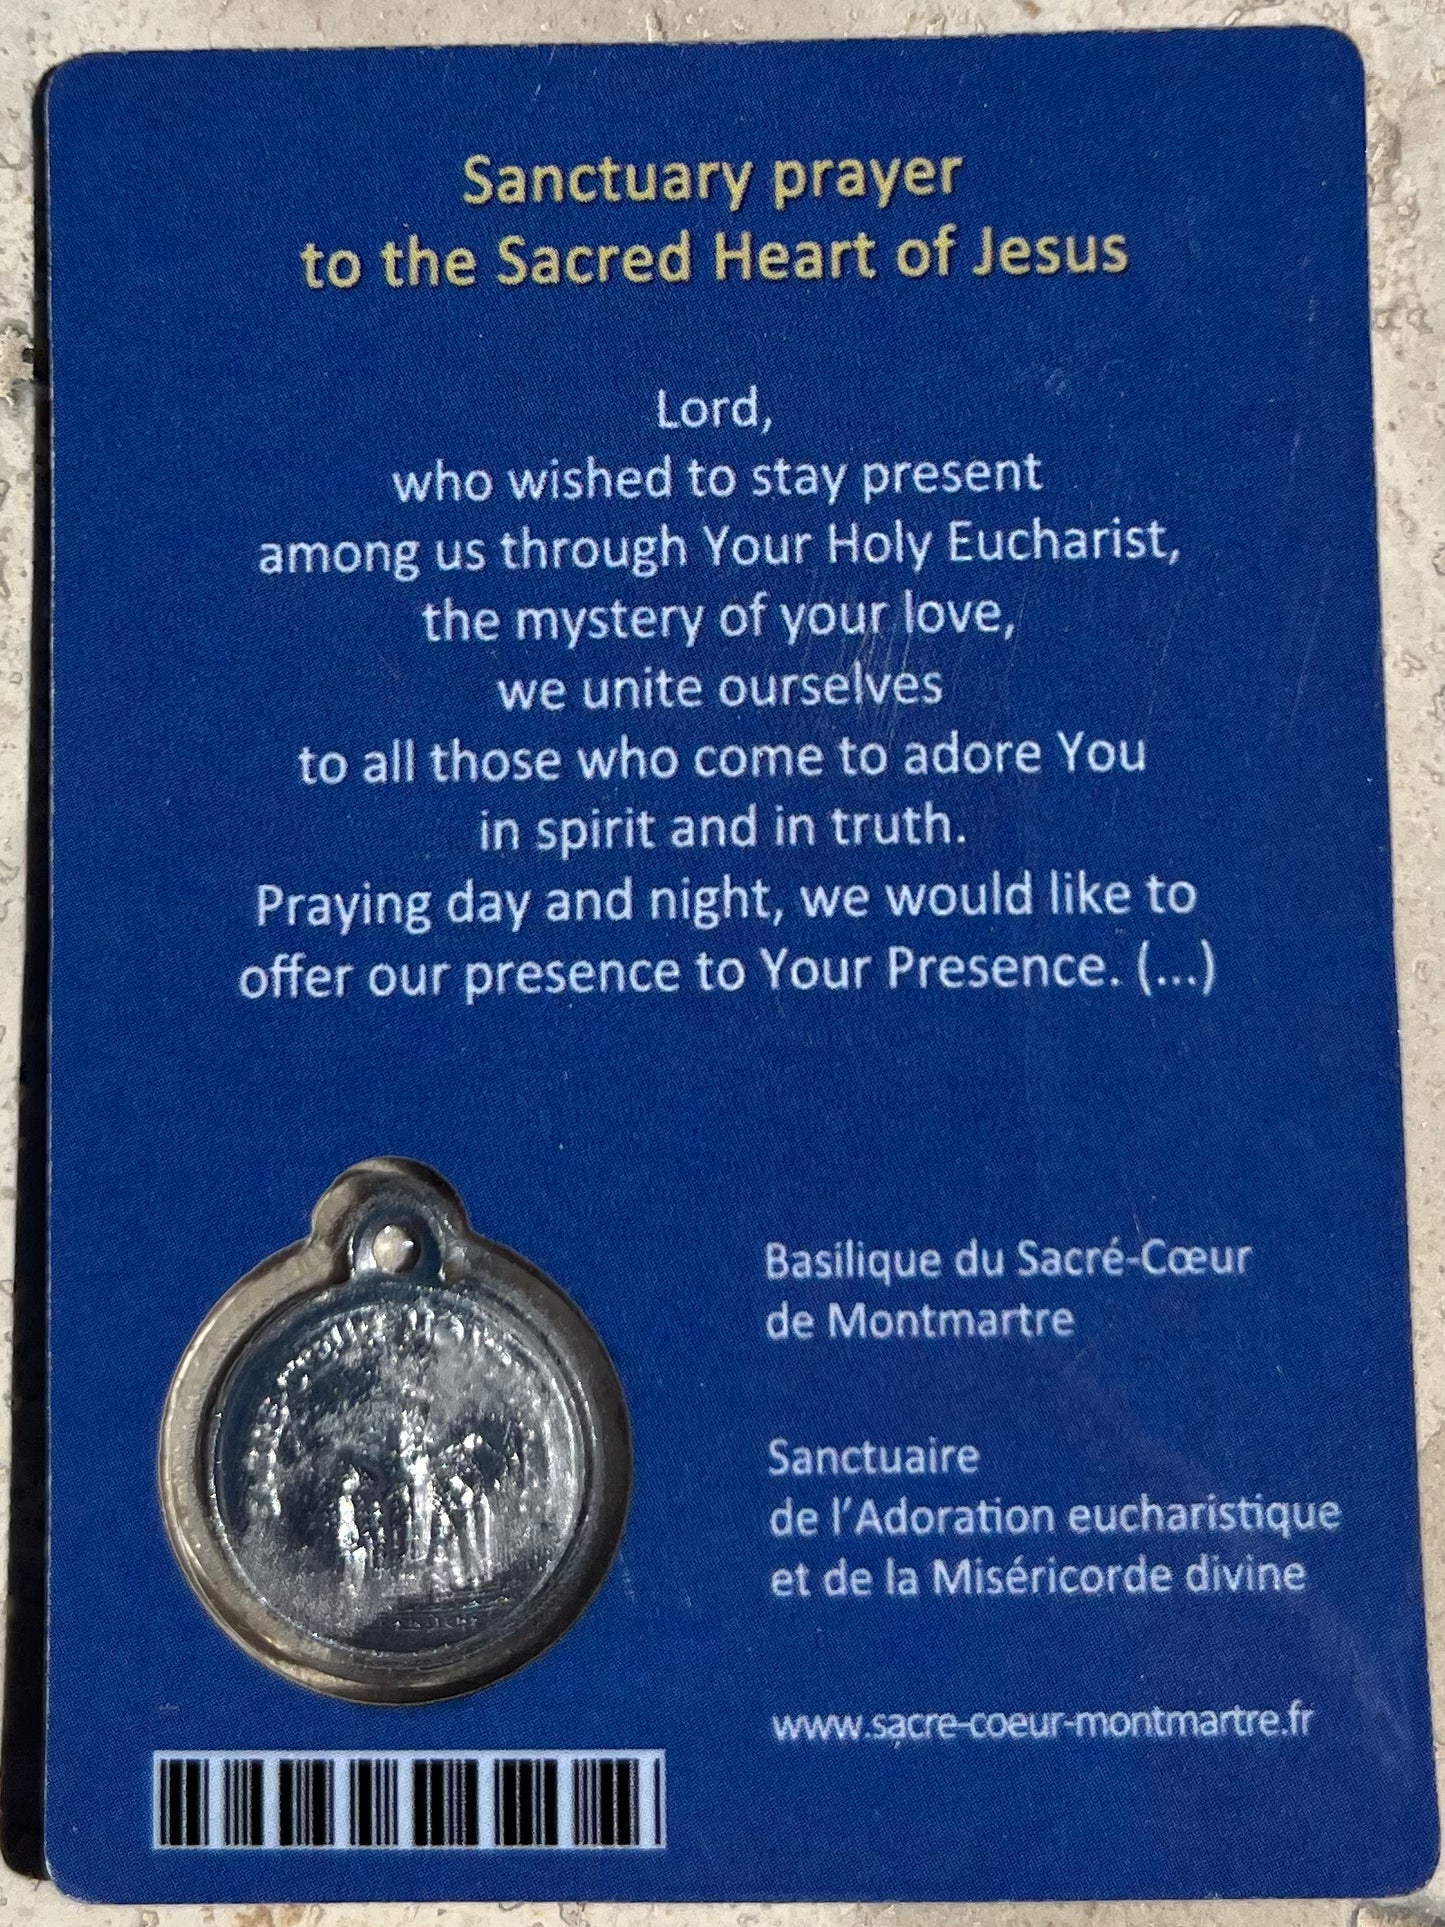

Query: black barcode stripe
[[160, 1762, 177, 1847], [350, 1761, 372, 1847], [615, 1758, 634, 1846]]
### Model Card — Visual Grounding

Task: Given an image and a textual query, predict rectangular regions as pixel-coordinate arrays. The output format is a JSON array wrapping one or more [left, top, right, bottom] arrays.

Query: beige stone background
[[0, 0, 1442, 1921]]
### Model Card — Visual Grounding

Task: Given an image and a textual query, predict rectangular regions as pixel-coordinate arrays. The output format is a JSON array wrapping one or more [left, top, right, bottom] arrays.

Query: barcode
[[349, 1758, 400, 1847], [279, 1758, 335, 1846], [573, 1755, 639, 1847], [413, 1758, 479, 1847], [156, 1758, 209, 1847], [494, 1757, 556, 1846], [153, 1752, 664, 1850], [224, 1758, 265, 1846]]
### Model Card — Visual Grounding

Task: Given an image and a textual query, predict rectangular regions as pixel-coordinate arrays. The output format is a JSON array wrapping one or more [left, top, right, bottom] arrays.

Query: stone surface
[[1, 0, 1442, 1918]]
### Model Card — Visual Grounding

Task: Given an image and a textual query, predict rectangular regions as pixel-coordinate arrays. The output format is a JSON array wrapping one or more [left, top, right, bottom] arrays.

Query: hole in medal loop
[[367, 1220, 423, 1276]]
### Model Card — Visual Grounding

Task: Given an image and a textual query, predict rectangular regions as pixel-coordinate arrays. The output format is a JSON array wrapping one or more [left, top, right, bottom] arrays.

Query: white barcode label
[[154, 1752, 665, 1850]]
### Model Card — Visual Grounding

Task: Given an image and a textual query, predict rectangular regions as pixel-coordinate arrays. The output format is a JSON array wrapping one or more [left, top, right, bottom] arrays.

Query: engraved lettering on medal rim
[[212, 1288, 587, 1658]]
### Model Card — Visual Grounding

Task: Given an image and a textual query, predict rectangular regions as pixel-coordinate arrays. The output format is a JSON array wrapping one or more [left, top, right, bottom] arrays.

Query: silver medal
[[158, 1160, 631, 1702]]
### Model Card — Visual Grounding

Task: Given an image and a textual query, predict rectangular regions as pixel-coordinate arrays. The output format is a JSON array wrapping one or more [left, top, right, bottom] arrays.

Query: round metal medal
[[158, 1160, 631, 1702]]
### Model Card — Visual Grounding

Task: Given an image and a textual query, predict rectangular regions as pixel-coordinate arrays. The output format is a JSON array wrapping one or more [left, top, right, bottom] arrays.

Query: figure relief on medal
[[332, 1410, 500, 1598], [229, 1292, 584, 1648]]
